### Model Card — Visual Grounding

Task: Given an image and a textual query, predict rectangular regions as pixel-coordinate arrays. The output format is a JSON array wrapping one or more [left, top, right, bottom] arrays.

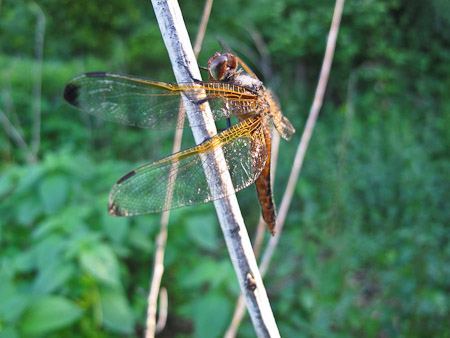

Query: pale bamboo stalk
[[29, 3, 45, 157], [0, 108, 36, 163], [261, 0, 345, 275], [155, 287, 168, 334], [224, 0, 345, 336], [150, 0, 279, 336], [145, 1, 214, 337]]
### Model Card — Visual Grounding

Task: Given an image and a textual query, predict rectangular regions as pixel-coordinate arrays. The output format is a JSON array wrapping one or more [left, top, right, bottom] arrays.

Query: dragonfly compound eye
[[209, 54, 229, 81]]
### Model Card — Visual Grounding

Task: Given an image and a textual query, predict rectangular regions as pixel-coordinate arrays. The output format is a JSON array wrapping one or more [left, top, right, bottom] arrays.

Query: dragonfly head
[[208, 52, 238, 81]]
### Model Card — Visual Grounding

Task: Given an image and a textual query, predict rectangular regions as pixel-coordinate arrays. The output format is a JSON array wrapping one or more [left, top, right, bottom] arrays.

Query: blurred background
[[1, 0, 450, 337]]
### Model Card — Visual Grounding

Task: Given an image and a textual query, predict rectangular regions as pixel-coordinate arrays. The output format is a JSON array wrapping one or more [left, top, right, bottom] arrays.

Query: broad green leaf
[[80, 244, 120, 286], [14, 248, 37, 273], [17, 197, 43, 225], [20, 296, 83, 336], [34, 235, 66, 271], [186, 215, 218, 251], [127, 227, 153, 253], [179, 258, 218, 288], [0, 327, 19, 338], [39, 174, 69, 213], [99, 286, 134, 334], [15, 165, 44, 194], [32, 263, 75, 295], [102, 212, 129, 243], [193, 294, 232, 338], [0, 272, 30, 322], [0, 174, 14, 197]]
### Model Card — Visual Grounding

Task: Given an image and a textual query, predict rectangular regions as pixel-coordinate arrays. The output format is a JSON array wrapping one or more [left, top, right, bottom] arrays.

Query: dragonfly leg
[[192, 95, 215, 106], [215, 118, 233, 133], [179, 62, 203, 83]]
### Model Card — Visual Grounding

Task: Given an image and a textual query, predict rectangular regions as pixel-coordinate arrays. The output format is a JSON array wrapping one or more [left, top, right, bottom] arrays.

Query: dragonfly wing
[[108, 116, 268, 216], [64, 72, 259, 129]]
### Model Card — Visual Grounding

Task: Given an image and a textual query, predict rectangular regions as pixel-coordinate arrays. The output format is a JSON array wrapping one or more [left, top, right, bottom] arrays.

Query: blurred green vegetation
[[1, 0, 450, 337]]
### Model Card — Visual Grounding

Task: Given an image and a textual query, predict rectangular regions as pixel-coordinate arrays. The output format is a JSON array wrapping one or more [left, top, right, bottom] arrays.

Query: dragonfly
[[63, 52, 295, 234]]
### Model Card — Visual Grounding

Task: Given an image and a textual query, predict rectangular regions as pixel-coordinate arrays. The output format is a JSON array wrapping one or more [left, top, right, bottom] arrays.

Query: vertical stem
[[260, 0, 345, 275], [30, 2, 45, 158], [225, 0, 346, 336], [145, 0, 213, 335], [150, 0, 279, 336]]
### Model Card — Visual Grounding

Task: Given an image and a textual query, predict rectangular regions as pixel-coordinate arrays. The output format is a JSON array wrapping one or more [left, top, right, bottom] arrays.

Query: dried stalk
[[0, 108, 36, 163], [29, 2, 45, 157], [225, 0, 345, 336], [145, 1, 214, 337], [150, 0, 279, 336]]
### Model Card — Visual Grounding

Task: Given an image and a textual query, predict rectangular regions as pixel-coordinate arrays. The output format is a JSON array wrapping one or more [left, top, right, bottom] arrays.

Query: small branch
[[150, 0, 279, 336], [261, 0, 345, 275], [193, 0, 214, 58], [0, 108, 36, 163], [29, 2, 46, 158], [155, 287, 168, 334], [225, 0, 346, 335], [224, 132, 279, 338], [145, 1, 213, 337]]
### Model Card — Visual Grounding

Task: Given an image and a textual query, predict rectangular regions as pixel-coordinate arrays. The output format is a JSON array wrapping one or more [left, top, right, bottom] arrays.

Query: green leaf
[[0, 272, 30, 322], [193, 294, 232, 338], [39, 174, 69, 213], [186, 215, 219, 250], [0, 327, 19, 338], [80, 244, 120, 286], [99, 286, 134, 334], [0, 174, 14, 197], [34, 235, 66, 271], [32, 263, 75, 295], [179, 259, 217, 288], [128, 227, 153, 253], [20, 296, 83, 336], [17, 197, 43, 225], [102, 212, 129, 243]]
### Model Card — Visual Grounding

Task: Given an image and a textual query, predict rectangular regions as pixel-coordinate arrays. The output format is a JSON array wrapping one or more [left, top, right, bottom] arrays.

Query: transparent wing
[[264, 89, 296, 141], [63, 72, 259, 129], [108, 116, 268, 216]]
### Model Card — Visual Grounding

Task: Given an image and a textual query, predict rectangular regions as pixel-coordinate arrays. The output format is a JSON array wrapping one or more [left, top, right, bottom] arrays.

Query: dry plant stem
[[225, 131, 280, 338], [225, 0, 345, 336], [150, 0, 280, 337], [261, 0, 345, 275], [0, 108, 36, 163], [30, 3, 45, 157], [155, 287, 168, 334], [193, 0, 213, 57], [145, 1, 213, 337]]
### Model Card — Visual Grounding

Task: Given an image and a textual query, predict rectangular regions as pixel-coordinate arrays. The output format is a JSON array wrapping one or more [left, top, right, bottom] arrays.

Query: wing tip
[[117, 170, 136, 184], [86, 71, 108, 77], [63, 83, 80, 107], [108, 170, 138, 216], [108, 202, 123, 216]]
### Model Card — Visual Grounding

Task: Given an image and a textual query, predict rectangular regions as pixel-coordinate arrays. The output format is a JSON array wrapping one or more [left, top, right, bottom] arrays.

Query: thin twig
[[29, 2, 45, 157], [225, 132, 279, 338], [145, 1, 213, 337], [261, 0, 345, 275], [150, 0, 279, 336], [246, 27, 273, 83], [193, 0, 213, 58], [0, 108, 36, 163], [224, 27, 280, 338], [224, 0, 345, 336], [155, 287, 168, 334]]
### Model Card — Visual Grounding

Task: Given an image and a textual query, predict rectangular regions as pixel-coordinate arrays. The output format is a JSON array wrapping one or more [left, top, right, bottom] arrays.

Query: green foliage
[[1, 0, 450, 337]]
